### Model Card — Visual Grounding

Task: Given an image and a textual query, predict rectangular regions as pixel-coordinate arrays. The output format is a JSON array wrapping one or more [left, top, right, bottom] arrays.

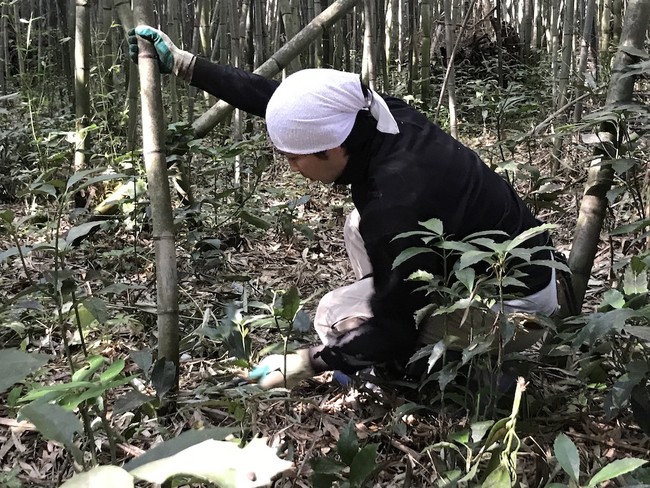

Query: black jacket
[[191, 58, 551, 373]]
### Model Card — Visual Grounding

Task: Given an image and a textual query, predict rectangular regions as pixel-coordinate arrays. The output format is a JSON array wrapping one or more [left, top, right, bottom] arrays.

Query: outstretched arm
[[190, 58, 279, 118], [129, 25, 279, 118]]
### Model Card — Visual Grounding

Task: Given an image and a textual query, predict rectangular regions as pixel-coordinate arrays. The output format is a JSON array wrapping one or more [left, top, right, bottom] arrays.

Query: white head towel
[[265, 69, 400, 154]]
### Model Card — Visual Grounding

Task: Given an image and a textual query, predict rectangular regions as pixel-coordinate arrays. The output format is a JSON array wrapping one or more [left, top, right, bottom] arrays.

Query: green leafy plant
[[548, 433, 646, 487], [16, 355, 136, 465], [310, 421, 379, 488], [426, 377, 528, 486], [393, 219, 565, 404]]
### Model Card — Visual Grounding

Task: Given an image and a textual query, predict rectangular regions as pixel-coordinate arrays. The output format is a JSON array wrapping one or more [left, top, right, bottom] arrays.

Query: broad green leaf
[[125, 428, 236, 471], [467, 237, 502, 252], [310, 456, 346, 475], [71, 356, 105, 382], [0, 349, 51, 393], [280, 286, 300, 322], [554, 433, 580, 483], [0, 209, 15, 223], [391, 230, 436, 241], [151, 358, 177, 399], [311, 472, 342, 488], [623, 326, 650, 342], [60, 465, 134, 488], [99, 359, 126, 383], [129, 438, 292, 487], [130, 348, 153, 373], [470, 420, 495, 444], [609, 219, 650, 236], [463, 229, 509, 241], [407, 270, 435, 282], [427, 340, 447, 373], [600, 290, 625, 309], [348, 444, 378, 487], [392, 247, 436, 269], [619, 46, 650, 59], [623, 268, 648, 296], [61, 376, 137, 410], [337, 421, 359, 466], [292, 309, 311, 333], [19, 380, 95, 402], [66, 167, 103, 191], [437, 241, 479, 253], [419, 218, 443, 235], [0, 246, 33, 263], [587, 458, 647, 487], [573, 309, 640, 347], [483, 418, 509, 448], [438, 362, 459, 390], [81, 297, 109, 324], [76, 173, 128, 192], [481, 463, 511, 487], [505, 223, 556, 251], [603, 361, 648, 418], [239, 210, 271, 230], [458, 250, 494, 270], [454, 267, 475, 291], [65, 221, 107, 245], [114, 390, 156, 415], [20, 402, 82, 448], [461, 335, 494, 364]]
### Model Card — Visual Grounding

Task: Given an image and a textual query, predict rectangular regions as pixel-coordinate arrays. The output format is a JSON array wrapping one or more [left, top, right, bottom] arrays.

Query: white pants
[[314, 209, 558, 352]]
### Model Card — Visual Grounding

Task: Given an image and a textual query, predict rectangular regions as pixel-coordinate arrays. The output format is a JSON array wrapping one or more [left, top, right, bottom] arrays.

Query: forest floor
[[1, 135, 649, 487]]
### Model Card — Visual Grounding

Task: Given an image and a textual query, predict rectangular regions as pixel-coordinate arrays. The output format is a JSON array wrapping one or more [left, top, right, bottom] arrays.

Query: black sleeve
[[309, 169, 444, 374], [190, 57, 280, 118]]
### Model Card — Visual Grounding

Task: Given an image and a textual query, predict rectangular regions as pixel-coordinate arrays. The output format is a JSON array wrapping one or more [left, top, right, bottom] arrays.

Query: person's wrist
[[174, 49, 196, 82]]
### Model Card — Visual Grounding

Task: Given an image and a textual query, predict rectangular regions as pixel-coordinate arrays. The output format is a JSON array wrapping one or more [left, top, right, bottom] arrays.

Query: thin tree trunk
[[569, 0, 650, 309], [573, 0, 595, 122], [384, 0, 396, 82], [113, 1, 139, 151], [133, 0, 180, 385], [13, 2, 26, 79], [167, 0, 180, 121], [312, 0, 323, 67], [599, 0, 612, 65], [551, 0, 575, 170], [361, 0, 376, 88], [397, 0, 404, 72], [0, 3, 7, 94], [521, 0, 532, 57], [56, 0, 74, 103], [74, 0, 90, 171], [420, 0, 431, 110], [101, 0, 114, 98], [230, 0, 243, 188], [278, 0, 303, 73], [611, 0, 622, 46], [494, 0, 504, 88], [443, 0, 457, 137]]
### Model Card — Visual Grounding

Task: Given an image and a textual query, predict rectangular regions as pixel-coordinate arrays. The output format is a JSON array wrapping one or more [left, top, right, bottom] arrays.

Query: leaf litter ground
[[1, 147, 649, 487]]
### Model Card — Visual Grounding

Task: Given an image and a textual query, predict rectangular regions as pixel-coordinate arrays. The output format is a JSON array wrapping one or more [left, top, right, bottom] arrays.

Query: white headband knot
[[265, 69, 400, 154]]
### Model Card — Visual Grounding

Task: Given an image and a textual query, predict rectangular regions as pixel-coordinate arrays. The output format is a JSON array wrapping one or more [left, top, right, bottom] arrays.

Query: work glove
[[127, 25, 195, 82], [248, 350, 314, 389]]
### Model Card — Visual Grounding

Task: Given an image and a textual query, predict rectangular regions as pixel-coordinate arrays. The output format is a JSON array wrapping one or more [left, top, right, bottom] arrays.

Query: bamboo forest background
[[1, 0, 650, 486]]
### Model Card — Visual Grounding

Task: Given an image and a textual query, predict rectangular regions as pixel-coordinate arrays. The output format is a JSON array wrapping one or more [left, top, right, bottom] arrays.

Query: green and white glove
[[128, 25, 195, 82], [248, 350, 314, 389]]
